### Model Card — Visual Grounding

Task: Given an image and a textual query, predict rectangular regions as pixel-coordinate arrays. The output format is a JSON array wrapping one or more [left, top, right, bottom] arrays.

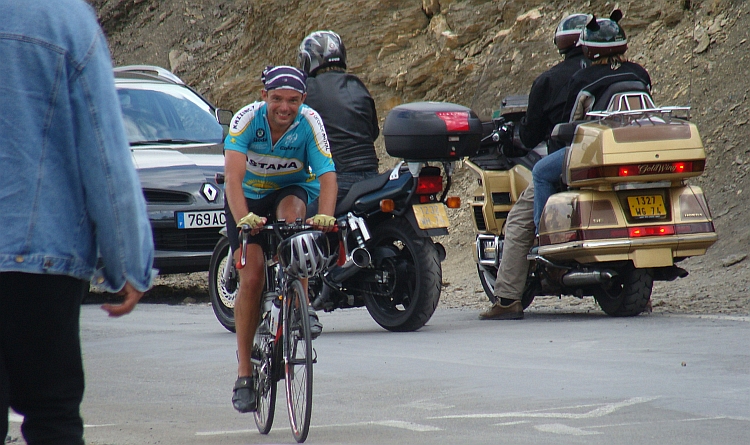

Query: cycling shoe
[[232, 376, 257, 413], [308, 307, 323, 339]]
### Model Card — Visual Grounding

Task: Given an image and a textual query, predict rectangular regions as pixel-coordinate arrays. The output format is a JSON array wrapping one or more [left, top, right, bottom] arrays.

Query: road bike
[[237, 220, 328, 443]]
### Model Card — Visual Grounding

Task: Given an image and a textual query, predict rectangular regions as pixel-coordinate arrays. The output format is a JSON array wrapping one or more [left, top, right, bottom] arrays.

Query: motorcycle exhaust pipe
[[327, 247, 371, 284], [561, 270, 617, 287]]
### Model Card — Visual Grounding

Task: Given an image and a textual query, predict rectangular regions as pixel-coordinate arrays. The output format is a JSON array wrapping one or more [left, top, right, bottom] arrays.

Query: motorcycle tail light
[[629, 225, 676, 237], [445, 196, 461, 208], [675, 222, 715, 234], [571, 160, 706, 181], [416, 175, 443, 195], [543, 222, 714, 245], [436, 111, 470, 132]]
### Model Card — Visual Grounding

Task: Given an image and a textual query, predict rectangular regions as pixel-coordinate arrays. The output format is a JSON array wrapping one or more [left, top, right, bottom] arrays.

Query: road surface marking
[[196, 420, 441, 436], [429, 396, 659, 420], [535, 423, 600, 435]]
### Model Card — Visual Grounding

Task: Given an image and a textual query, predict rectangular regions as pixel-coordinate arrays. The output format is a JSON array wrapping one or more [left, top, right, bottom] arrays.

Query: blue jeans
[[532, 148, 566, 230]]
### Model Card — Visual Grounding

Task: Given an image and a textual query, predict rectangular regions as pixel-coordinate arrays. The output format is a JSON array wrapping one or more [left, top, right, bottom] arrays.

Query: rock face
[[92, 0, 749, 315]]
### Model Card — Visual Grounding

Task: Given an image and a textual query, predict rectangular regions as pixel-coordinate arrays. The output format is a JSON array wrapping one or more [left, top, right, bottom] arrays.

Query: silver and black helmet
[[278, 231, 330, 279], [298, 30, 347, 76]]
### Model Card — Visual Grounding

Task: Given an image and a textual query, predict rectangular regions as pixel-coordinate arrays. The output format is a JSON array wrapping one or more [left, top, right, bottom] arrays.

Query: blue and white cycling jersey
[[224, 102, 335, 203]]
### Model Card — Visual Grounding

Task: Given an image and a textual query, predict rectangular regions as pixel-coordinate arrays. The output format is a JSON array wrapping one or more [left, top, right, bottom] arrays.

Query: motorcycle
[[209, 101, 481, 332], [466, 88, 717, 316]]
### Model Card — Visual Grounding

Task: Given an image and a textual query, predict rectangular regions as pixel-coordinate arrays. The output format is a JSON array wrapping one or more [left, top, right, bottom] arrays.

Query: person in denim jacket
[[0, 1, 155, 443]]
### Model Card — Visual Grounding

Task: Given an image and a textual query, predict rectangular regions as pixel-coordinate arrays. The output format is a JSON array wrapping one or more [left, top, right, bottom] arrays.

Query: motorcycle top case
[[565, 116, 707, 187], [383, 101, 482, 161]]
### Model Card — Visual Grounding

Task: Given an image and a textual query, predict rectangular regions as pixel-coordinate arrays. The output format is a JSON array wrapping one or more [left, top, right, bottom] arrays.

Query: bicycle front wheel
[[284, 279, 313, 443]]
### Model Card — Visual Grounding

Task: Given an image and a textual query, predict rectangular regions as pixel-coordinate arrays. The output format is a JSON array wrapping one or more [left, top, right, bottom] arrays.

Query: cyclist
[[480, 13, 590, 320], [223, 65, 337, 413]]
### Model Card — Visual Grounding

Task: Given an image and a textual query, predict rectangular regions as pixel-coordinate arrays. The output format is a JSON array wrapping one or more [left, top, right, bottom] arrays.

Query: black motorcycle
[[208, 101, 483, 332]]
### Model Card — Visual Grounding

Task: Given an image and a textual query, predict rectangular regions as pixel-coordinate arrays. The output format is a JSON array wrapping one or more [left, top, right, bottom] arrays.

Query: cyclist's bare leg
[[234, 243, 265, 377], [275, 194, 310, 303]]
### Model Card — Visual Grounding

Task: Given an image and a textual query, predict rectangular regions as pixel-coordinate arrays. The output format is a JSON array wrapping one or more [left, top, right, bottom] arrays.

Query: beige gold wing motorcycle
[[467, 90, 717, 316]]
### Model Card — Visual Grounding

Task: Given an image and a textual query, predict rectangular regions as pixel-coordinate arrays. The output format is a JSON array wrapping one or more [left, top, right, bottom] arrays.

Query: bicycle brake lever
[[236, 224, 250, 269]]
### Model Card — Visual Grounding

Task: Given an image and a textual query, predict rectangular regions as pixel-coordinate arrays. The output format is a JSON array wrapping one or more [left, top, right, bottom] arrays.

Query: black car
[[114, 65, 232, 274]]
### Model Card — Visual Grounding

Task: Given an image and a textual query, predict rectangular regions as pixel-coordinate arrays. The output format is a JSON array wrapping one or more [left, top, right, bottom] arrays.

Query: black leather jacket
[[305, 70, 379, 173], [519, 47, 589, 153]]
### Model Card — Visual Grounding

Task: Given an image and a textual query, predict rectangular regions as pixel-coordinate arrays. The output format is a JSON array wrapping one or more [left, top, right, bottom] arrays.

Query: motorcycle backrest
[[553, 81, 653, 148], [569, 80, 651, 122], [593, 81, 651, 112]]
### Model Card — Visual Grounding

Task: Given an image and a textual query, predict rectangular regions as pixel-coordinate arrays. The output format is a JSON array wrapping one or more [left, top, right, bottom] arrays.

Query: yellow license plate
[[627, 195, 666, 218], [412, 203, 450, 229]]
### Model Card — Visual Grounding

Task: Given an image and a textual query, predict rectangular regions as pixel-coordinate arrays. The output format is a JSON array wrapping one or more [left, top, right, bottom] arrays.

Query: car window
[[117, 83, 224, 145]]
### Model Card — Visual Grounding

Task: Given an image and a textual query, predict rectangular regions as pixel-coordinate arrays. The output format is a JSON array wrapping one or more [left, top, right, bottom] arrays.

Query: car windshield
[[117, 83, 224, 145]]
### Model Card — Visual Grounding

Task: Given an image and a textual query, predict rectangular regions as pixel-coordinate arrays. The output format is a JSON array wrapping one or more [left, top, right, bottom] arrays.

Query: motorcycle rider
[[299, 30, 380, 205], [223, 65, 337, 413], [532, 10, 651, 231], [298, 30, 381, 310], [480, 13, 590, 320]]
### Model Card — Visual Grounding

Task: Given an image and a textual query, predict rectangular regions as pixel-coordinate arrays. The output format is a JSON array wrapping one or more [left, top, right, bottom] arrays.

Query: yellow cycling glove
[[311, 214, 336, 230], [236, 212, 263, 229]]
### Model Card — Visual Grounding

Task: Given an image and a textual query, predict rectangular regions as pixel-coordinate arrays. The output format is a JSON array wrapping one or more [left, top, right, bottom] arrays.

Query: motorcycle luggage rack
[[587, 106, 692, 125], [587, 91, 691, 123]]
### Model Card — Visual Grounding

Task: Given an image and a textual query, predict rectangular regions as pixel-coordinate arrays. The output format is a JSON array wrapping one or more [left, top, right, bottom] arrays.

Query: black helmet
[[554, 13, 589, 52], [579, 10, 628, 60], [298, 30, 347, 76]]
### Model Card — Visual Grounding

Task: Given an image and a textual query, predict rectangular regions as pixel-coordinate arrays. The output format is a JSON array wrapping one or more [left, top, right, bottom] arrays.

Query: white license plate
[[177, 210, 226, 229], [412, 203, 450, 229]]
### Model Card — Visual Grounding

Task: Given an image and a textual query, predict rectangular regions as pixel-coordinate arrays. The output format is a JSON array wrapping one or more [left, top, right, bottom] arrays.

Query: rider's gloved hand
[[309, 214, 336, 232], [237, 212, 265, 232]]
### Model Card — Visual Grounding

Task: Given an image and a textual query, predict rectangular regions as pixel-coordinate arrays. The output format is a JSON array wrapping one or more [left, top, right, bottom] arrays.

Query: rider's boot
[[479, 298, 524, 320]]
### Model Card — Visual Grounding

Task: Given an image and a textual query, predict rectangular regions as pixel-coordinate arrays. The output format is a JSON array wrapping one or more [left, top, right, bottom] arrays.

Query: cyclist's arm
[[224, 150, 250, 224], [317, 171, 337, 216]]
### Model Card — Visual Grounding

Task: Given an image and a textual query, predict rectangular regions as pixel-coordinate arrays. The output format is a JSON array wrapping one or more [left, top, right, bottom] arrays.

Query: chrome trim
[[537, 232, 718, 256], [475, 233, 501, 266]]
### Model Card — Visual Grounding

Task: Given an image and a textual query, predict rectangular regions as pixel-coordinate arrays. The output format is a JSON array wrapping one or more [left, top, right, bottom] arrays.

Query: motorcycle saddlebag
[[383, 101, 482, 161]]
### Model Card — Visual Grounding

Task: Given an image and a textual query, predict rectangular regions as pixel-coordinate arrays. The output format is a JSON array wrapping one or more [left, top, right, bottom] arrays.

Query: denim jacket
[[0, 0, 154, 292]]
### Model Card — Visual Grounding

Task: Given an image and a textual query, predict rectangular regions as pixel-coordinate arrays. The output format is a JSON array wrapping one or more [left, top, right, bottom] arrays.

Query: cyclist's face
[[262, 89, 305, 132]]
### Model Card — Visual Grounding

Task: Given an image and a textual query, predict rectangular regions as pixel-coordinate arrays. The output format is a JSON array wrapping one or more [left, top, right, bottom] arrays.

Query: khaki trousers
[[493, 182, 536, 300]]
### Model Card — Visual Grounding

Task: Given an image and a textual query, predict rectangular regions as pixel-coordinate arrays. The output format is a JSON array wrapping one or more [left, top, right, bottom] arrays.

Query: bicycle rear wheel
[[253, 325, 278, 434], [284, 279, 313, 443]]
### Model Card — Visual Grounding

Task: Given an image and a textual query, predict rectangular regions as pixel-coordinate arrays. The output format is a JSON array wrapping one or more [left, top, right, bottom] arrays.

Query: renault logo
[[201, 183, 218, 202]]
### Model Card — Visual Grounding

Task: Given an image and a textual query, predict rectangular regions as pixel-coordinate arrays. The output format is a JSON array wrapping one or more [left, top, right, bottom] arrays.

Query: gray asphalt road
[[7, 304, 749, 444]]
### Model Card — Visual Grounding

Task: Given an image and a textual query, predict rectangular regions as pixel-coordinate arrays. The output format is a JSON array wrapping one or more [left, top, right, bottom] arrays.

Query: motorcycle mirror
[[446, 196, 461, 208]]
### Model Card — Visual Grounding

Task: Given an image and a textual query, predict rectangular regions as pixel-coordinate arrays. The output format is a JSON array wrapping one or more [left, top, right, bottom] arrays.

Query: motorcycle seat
[[334, 170, 392, 215]]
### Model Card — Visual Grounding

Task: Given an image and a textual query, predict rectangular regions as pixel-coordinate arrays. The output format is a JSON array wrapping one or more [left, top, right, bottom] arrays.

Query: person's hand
[[308, 214, 336, 232], [237, 212, 266, 235], [101, 281, 144, 317]]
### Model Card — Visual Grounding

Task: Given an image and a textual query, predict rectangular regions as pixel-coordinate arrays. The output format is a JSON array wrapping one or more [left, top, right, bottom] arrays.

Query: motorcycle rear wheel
[[208, 237, 237, 332], [593, 267, 653, 316], [363, 218, 441, 332]]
